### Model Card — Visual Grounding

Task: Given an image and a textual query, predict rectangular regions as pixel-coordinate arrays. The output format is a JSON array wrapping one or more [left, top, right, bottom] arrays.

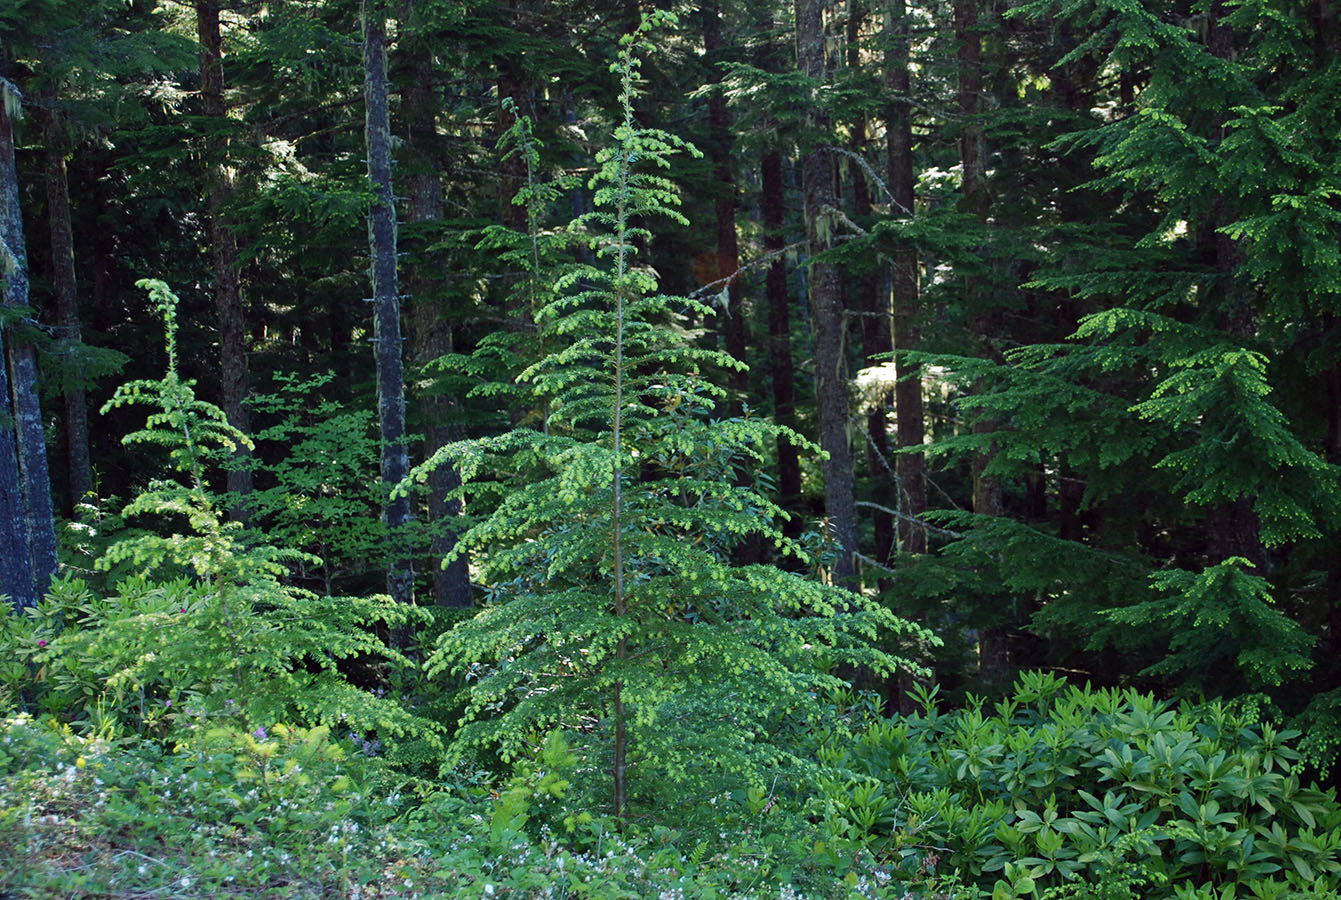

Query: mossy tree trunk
[[1, 65, 57, 607], [796, 0, 859, 585], [363, 0, 414, 606], [196, 0, 253, 514]]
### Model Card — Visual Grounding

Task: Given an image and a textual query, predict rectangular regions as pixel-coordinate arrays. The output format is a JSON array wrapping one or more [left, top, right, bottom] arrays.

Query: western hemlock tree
[[795, 0, 860, 586], [362, 0, 413, 606], [0, 57, 57, 606], [412, 14, 931, 818], [92, 279, 435, 748], [196, 0, 253, 511]]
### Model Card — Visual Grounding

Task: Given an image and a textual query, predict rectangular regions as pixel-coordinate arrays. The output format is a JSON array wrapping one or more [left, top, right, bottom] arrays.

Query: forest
[[2, 0, 1341, 896]]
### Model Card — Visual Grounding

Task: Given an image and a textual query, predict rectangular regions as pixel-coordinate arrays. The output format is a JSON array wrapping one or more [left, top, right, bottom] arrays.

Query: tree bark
[[363, 0, 414, 606], [762, 150, 804, 548], [38, 95, 92, 513], [196, 0, 253, 511], [1, 67, 58, 605], [886, 0, 925, 554], [955, 0, 1008, 683], [757, 15, 804, 549], [0, 322, 34, 611], [703, 0, 748, 417], [703, 0, 761, 565], [796, 0, 859, 585], [400, 0, 471, 607], [847, 0, 895, 571]]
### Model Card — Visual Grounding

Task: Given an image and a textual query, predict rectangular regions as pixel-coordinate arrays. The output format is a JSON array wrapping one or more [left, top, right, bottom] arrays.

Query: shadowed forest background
[[2, 0, 1341, 897]]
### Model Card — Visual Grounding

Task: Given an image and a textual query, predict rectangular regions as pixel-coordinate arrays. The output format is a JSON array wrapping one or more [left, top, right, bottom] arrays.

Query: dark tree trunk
[[703, 0, 748, 416], [363, 0, 414, 606], [1, 68, 58, 604], [38, 97, 92, 513], [886, 0, 926, 555], [955, 0, 1008, 683], [196, 0, 253, 511], [0, 322, 34, 610], [757, 15, 804, 549], [847, 0, 895, 573], [796, 0, 859, 585], [400, 0, 470, 607], [956, 0, 1001, 524], [703, 0, 760, 565], [762, 150, 804, 548]]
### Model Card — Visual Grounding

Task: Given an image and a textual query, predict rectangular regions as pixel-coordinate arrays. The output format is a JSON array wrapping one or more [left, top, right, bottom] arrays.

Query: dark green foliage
[[820, 672, 1341, 899], [243, 372, 386, 594]]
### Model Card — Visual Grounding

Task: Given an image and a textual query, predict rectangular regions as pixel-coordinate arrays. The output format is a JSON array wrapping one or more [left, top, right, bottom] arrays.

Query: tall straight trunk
[[0, 99, 35, 608], [762, 150, 804, 547], [757, 16, 804, 547], [886, 0, 925, 555], [1, 68, 58, 604], [847, 0, 895, 571], [703, 0, 748, 415], [196, 0, 253, 510], [496, 0, 528, 236], [38, 97, 92, 512], [956, 0, 1007, 683], [400, 0, 470, 607], [704, 0, 761, 565], [796, 0, 859, 585], [956, 0, 1000, 521], [0, 323, 34, 611], [363, 0, 414, 605]]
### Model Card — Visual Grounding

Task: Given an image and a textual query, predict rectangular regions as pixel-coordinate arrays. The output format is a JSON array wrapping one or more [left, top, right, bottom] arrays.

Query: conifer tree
[[413, 14, 928, 817], [795, 0, 860, 585], [363, 0, 413, 606], [196, 0, 253, 512], [0, 54, 57, 605]]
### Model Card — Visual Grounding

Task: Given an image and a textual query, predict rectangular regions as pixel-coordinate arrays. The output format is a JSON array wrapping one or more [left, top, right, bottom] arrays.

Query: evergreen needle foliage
[[409, 15, 931, 816], [66, 280, 439, 753]]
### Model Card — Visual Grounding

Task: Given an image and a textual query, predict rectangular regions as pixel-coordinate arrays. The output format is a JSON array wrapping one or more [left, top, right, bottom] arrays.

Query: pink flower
[[37, 639, 46, 648], [180, 607, 187, 613]]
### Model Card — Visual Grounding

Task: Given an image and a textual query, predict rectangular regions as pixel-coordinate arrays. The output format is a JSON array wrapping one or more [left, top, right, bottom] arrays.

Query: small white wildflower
[[484, 885, 495, 896], [179, 877, 191, 888], [137, 865, 147, 875]]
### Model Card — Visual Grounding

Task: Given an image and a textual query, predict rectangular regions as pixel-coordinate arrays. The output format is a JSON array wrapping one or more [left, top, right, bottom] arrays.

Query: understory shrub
[[817, 671, 1341, 899], [0, 280, 440, 763], [0, 713, 913, 900]]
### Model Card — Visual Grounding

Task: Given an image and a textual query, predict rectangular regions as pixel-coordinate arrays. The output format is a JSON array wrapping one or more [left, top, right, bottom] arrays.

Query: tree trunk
[[1, 67, 58, 604], [400, 0, 471, 607], [703, 0, 748, 416], [0, 321, 34, 611], [793, 0, 858, 584], [796, 0, 859, 585], [762, 150, 804, 549], [363, 0, 414, 606], [955, 0, 1008, 683], [703, 0, 761, 565], [757, 15, 804, 549], [846, 0, 895, 572], [886, 0, 925, 555], [196, 0, 253, 511], [38, 96, 92, 513]]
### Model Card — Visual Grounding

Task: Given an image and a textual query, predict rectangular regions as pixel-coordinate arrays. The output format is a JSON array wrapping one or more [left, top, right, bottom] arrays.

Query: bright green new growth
[[410, 14, 931, 815], [69, 280, 438, 752]]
